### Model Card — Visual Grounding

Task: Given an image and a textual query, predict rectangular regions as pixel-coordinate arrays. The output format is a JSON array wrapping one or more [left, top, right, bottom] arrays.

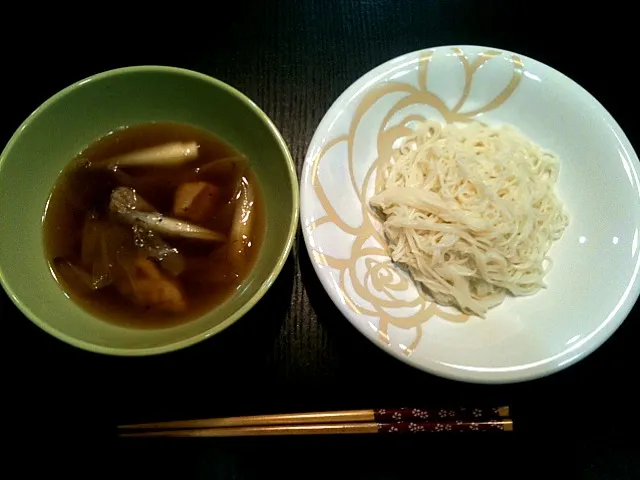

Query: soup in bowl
[[0, 66, 298, 355]]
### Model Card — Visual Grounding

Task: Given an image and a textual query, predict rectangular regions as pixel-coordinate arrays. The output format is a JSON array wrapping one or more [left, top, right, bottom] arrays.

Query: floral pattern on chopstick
[[374, 406, 509, 422], [378, 419, 512, 434]]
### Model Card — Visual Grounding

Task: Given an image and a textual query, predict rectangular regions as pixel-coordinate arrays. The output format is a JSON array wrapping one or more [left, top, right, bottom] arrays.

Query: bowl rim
[[300, 44, 640, 383], [0, 65, 299, 356]]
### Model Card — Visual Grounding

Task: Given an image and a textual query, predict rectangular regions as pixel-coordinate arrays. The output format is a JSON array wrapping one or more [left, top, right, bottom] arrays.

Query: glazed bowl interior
[[0, 66, 298, 355]]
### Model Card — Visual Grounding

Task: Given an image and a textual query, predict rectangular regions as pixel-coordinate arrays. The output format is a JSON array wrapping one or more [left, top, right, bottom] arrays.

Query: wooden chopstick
[[119, 406, 510, 431], [120, 419, 513, 437]]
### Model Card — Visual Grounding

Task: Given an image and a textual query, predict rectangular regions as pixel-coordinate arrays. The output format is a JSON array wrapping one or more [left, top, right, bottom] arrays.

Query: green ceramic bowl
[[0, 66, 298, 355]]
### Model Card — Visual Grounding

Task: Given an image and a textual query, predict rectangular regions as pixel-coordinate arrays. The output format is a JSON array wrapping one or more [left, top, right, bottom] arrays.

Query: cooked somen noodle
[[369, 120, 568, 317]]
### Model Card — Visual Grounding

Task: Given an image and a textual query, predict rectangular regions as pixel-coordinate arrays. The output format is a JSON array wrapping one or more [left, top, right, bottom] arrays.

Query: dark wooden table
[[2, 1, 639, 478]]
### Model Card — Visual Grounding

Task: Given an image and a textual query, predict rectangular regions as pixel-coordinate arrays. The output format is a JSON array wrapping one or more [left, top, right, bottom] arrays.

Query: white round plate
[[300, 45, 640, 383]]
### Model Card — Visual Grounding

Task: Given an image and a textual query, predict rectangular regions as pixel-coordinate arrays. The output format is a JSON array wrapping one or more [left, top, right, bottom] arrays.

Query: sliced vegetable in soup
[[43, 122, 265, 329]]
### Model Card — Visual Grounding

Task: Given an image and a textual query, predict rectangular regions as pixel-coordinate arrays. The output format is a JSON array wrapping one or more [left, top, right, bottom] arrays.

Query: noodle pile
[[370, 120, 568, 317]]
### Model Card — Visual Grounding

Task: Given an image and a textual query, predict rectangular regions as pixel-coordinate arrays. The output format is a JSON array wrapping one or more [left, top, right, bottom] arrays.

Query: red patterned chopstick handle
[[378, 420, 513, 433], [374, 406, 508, 422]]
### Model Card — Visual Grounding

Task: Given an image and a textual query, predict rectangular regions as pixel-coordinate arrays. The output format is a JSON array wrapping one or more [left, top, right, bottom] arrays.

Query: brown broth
[[43, 122, 265, 329]]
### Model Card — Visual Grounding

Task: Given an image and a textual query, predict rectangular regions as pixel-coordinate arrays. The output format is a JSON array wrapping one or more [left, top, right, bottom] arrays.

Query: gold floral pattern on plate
[[306, 48, 524, 355]]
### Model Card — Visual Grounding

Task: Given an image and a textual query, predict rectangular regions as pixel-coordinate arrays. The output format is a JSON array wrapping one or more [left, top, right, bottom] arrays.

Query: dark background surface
[[2, 1, 639, 478]]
